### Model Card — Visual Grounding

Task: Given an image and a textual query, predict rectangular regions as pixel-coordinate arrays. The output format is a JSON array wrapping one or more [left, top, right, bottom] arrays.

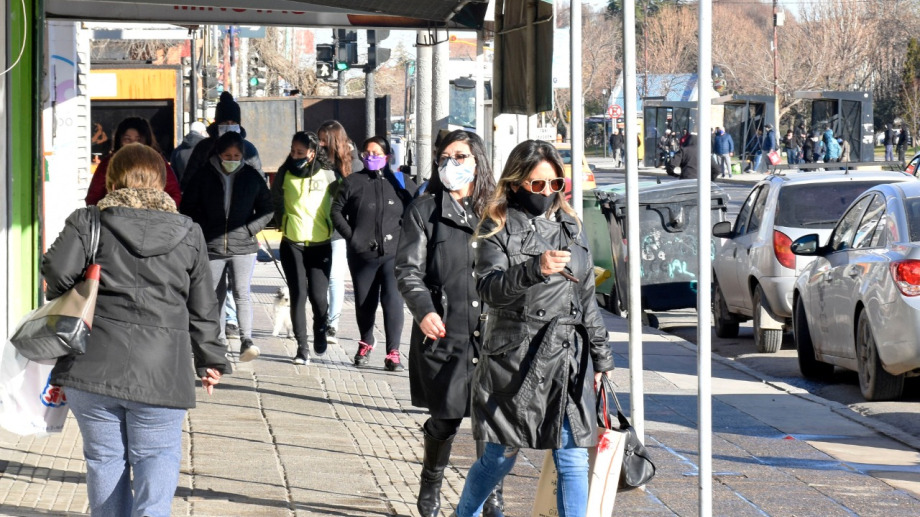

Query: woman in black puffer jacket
[[180, 131, 273, 361], [46, 143, 230, 517]]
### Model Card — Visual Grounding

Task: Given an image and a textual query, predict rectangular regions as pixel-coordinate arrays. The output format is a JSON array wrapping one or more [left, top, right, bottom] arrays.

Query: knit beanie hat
[[215, 92, 241, 124]]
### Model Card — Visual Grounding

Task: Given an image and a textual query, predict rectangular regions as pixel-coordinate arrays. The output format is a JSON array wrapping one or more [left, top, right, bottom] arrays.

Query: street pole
[[773, 0, 780, 129], [416, 30, 433, 181], [189, 30, 197, 124], [570, 0, 583, 218], [366, 68, 375, 140], [697, 1, 714, 515], [623, 0, 645, 449]]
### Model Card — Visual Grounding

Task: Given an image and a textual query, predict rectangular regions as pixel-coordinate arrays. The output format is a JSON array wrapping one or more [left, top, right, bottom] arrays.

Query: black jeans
[[347, 253, 404, 353], [279, 240, 331, 346]]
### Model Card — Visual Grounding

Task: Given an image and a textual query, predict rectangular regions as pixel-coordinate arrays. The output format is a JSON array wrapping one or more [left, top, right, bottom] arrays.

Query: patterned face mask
[[438, 160, 476, 191]]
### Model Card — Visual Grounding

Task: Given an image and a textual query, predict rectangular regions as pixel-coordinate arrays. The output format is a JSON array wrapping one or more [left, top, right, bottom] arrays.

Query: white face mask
[[221, 160, 241, 173], [438, 160, 476, 191], [218, 124, 241, 136]]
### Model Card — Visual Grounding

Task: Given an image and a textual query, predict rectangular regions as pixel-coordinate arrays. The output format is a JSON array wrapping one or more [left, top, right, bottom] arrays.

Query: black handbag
[[597, 375, 657, 489], [11, 207, 102, 361]]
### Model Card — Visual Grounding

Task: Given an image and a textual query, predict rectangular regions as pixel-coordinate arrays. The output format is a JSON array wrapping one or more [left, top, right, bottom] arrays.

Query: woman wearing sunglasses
[[452, 140, 614, 517], [395, 130, 506, 517]]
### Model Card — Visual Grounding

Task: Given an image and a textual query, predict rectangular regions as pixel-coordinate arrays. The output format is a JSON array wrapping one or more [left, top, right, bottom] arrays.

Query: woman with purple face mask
[[331, 137, 418, 371]]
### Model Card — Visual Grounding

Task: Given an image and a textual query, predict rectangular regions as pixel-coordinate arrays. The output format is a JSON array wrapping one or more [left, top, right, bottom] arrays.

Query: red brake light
[[773, 230, 795, 270], [890, 260, 920, 296]]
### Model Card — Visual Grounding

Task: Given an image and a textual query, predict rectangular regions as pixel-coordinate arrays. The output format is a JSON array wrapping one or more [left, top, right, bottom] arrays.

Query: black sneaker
[[293, 352, 310, 365], [226, 322, 240, 338], [384, 350, 404, 372], [313, 328, 328, 356], [239, 339, 260, 362]]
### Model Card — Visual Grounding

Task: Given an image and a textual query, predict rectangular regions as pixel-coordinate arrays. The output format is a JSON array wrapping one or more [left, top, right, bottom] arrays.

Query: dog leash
[[260, 234, 287, 283]]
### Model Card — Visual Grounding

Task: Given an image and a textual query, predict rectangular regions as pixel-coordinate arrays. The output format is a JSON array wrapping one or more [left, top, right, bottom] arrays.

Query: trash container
[[591, 181, 728, 314]]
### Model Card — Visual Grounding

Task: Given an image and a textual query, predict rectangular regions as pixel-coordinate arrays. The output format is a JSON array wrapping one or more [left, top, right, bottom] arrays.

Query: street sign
[[606, 105, 615, 118], [609, 104, 623, 119], [316, 62, 333, 79]]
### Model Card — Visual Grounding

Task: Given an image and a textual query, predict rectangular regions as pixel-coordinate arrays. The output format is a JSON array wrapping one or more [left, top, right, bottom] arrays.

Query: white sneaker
[[239, 339, 260, 362], [293, 352, 310, 365]]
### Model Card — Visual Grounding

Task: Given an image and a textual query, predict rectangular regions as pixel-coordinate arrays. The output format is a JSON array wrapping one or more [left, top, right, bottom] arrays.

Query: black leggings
[[348, 253, 404, 353], [279, 240, 331, 345], [425, 417, 464, 441]]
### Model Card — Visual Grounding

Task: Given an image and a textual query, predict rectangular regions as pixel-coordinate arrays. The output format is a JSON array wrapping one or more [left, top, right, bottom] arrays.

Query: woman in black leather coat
[[453, 140, 615, 517], [395, 130, 504, 517]]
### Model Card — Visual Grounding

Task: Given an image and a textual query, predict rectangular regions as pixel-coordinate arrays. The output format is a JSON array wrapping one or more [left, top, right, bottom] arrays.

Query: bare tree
[[250, 27, 320, 96]]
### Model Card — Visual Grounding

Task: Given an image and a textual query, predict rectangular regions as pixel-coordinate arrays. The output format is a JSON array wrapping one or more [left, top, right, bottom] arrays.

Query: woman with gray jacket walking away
[[46, 143, 230, 517]]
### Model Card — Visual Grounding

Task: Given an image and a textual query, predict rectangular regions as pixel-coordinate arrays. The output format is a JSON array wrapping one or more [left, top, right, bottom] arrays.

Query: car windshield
[[905, 198, 920, 242], [775, 181, 891, 228], [557, 149, 573, 165]]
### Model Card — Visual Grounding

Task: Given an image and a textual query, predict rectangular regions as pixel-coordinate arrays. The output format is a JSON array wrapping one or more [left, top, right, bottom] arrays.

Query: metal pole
[[432, 29, 449, 134], [570, 0, 583, 218], [189, 31, 198, 123], [475, 32, 485, 137], [772, 0, 780, 129], [366, 69, 375, 139], [697, 1, 714, 514], [239, 36, 248, 98], [622, 0, 645, 443], [416, 30, 433, 181]]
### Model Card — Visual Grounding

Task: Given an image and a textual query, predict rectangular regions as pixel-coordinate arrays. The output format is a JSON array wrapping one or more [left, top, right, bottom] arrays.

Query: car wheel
[[605, 283, 622, 316], [855, 310, 904, 401], [794, 298, 834, 379], [753, 285, 783, 354], [713, 279, 739, 338]]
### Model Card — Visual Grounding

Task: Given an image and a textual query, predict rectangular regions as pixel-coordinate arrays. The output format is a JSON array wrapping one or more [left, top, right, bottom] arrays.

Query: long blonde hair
[[475, 140, 578, 239]]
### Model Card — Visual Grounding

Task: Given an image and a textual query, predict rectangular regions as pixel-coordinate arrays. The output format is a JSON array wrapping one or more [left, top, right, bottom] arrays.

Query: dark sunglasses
[[438, 153, 473, 167], [521, 178, 565, 193]]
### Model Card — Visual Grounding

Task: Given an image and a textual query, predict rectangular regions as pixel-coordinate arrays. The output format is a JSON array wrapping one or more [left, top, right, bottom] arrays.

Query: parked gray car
[[712, 170, 916, 353], [791, 181, 920, 401]]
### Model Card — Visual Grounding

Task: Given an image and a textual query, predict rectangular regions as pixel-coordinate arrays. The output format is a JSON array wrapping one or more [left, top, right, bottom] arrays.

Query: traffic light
[[334, 29, 358, 71], [203, 65, 221, 100], [248, 54, 267, 96], [316, 43, 334, 63], [366, 29, 391, 71]]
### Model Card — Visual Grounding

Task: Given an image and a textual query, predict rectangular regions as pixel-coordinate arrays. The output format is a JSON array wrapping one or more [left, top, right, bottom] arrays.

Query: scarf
[[96, 188, 179, 214]]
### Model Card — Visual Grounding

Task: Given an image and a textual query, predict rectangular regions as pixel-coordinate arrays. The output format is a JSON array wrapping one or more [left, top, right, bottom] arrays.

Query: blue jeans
[[327, 238, 346, 331], [66, 388, 186, 517], [456, 417, 588, 517], [752, 151, 763, 172], [209, 253, 256, 341]]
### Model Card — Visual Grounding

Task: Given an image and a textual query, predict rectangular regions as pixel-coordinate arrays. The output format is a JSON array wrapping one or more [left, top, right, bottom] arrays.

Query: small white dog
[[271, 286, 294, 338]]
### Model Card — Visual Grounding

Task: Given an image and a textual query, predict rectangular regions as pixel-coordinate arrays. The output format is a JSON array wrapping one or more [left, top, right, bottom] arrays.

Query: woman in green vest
[[271, 131, 340, 365]]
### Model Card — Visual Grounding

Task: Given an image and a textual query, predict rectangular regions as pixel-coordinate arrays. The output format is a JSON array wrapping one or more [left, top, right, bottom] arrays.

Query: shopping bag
[[0, 337, 69, 436], [531, 453, 559, 517], [767, 149, 781, 166], [11, 207, 101, 361]]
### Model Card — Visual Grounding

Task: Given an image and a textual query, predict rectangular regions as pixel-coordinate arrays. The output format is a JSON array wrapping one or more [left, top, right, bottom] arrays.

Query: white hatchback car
[[712, 170, 916, 353]]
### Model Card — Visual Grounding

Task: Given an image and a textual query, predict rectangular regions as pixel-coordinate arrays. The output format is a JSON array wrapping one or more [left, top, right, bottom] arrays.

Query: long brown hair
[[474, 140, 577, 239], [317, 120, 353, 177], [111, 116, 161, 154], [429, 130, 495, 217]]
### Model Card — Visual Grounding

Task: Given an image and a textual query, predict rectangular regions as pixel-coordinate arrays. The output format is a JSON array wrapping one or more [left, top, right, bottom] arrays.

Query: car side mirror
[[712, 220, 733, 238], [588, 163, 597, 172], [791, 234, 822, 255]]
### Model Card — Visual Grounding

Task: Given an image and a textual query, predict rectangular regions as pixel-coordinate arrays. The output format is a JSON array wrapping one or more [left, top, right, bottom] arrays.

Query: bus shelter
[[795, 90, 873, 162], [713, 94, 775, 168], [642, 99, 696, 166]]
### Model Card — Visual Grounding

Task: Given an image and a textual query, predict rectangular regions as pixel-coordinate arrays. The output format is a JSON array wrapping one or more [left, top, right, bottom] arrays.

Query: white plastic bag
[[0, 337, 69, 435]]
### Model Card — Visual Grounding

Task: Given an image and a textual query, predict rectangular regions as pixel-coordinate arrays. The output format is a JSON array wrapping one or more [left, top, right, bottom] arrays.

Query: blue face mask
[[438, 160, 476, 191]]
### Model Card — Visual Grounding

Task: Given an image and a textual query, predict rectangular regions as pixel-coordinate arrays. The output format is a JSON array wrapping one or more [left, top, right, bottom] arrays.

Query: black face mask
[[512, 187, 555, 217]]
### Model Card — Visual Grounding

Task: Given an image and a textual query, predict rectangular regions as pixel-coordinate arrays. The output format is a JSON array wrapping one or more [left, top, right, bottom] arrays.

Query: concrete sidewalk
[[3, 257, 920, 516]]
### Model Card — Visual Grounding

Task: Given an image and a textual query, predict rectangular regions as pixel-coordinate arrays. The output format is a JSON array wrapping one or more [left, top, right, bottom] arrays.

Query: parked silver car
[[712, 170, 916, 353], [791, 181, 920, 400]]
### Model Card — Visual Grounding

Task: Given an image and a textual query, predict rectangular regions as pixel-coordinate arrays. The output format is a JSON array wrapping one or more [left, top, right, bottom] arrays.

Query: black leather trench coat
[[472, 207, 614, 449], [396, 191, 484, 418]]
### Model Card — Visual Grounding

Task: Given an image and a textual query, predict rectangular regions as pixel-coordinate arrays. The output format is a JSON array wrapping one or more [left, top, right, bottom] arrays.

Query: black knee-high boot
[[418, 429, 455, 517], [476, 441, 506, 517]]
